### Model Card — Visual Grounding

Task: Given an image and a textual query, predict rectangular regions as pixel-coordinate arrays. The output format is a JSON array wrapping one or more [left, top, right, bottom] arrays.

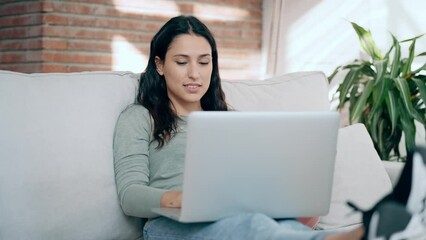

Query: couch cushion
[[316, 123, 393, 230], [222, 71, 331, 111], [222, 72, 392, 230], [0, 71, 142, 240]]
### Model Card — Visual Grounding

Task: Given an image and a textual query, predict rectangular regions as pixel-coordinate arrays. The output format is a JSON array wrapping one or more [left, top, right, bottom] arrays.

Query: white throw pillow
[[0, 71, 142, 240], [317, 123, 393, 230]]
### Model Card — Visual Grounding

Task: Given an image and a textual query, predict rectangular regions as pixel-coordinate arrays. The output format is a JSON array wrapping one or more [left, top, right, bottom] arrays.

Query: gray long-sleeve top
[[113, 104, 187, 218]]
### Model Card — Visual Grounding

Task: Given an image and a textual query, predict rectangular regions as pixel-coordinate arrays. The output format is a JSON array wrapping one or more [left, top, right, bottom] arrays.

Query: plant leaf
[[369, 60, 389, 125], [351, 22, 383, 60], [368, 107, 382, 143], [377, 118, 390, 160], [400, 34, 424, 43], [418, 52, 426, 57], [343, 63, 362, 69], [391, 128, 403, 161], [371, 60, 387, 102], [390, 34, 401, 78], [393, 77, 413, 115], [374, 59, 388, 83], [385, 88, 398, 134], [399, 104, 416, 153], [350, 79, 374, 123], [401, 39, 416, 77], [360, 62, 375, 77], [394, 77, 425, 125], [338, 67, 362, 109], [412, 108, 425, 125], [408, 78, 426, 125], [412, 77, 426, 108], [328, 66, 342, 82], [349, 83, 359, 111]]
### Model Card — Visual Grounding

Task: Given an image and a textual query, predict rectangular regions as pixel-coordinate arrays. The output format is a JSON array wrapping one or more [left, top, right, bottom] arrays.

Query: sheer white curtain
[[261, 0, 284, 79]]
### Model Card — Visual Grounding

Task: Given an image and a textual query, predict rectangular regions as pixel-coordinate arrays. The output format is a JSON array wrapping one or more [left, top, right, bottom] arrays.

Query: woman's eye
[[199, 61, 210, 65], [176, 61, 187, 65]]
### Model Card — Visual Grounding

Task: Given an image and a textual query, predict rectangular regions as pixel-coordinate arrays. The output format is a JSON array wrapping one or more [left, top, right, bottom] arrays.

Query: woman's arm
[[113, 105, 167, 218]]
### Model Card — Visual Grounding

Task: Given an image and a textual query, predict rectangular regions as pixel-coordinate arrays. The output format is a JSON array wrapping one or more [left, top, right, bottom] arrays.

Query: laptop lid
[[156, 111, 340, 223]]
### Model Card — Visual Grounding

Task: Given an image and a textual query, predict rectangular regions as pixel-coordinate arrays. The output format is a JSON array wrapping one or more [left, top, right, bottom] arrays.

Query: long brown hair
[[137, 15, 228, 148]]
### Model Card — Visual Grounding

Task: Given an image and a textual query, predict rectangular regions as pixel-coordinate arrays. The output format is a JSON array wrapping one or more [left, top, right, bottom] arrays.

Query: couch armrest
[[381, 161, 404, 187]]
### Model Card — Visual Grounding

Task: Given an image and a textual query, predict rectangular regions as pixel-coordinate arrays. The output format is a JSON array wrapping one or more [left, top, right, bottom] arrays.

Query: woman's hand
[[160, 191, 182, 208]]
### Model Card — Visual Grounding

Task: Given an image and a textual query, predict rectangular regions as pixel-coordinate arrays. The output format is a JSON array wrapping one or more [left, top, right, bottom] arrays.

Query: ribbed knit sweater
[[113, 104, 187, 218]]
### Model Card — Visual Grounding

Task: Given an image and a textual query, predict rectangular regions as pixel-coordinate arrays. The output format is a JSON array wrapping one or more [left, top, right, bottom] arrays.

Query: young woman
[[113, 15, 364, 240]]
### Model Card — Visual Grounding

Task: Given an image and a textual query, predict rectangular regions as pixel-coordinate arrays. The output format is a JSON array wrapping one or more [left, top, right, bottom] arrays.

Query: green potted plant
[[329, 22, 426, 161]]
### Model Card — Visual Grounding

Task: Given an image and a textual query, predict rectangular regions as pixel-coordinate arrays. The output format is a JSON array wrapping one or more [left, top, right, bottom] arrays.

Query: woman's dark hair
[[137, 15, 228, 148]]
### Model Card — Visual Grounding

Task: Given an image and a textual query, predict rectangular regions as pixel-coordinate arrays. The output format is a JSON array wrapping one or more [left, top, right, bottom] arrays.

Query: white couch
[[0, 70, 398, 239]]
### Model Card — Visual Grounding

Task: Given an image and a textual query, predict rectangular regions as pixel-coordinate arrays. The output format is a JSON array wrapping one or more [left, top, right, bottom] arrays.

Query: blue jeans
[[143, 213, 333, 240]]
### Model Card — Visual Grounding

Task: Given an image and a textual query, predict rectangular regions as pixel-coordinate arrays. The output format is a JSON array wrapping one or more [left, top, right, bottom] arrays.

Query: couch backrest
[[222, 71, 331, 111], [0, 70, 330, 240]]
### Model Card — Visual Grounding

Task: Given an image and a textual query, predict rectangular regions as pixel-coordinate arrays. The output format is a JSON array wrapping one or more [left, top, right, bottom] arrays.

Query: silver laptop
[[152, 111, 340, 223]]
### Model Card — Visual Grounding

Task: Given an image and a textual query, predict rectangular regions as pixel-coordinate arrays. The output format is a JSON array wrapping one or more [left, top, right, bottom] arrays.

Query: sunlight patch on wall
[[113, 0, 249, 21], [113, 0, 179, 17], [192, 5, 250, 21], [112, 35, 147, 73], [274, 0, 393, 77], [283, 0, 377, 75]]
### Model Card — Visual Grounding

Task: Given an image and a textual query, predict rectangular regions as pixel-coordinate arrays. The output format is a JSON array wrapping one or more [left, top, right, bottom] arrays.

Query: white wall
[[263, 0, 426, 78], [262, 0, 426, 153]]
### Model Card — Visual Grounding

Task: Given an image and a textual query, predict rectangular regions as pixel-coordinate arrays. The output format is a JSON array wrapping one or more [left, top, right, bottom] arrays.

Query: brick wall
[[0, 0, 262, 80]]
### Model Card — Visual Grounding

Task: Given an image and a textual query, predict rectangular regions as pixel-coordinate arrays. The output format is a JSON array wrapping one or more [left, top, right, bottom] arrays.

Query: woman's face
[[155, 34, 213, 115]]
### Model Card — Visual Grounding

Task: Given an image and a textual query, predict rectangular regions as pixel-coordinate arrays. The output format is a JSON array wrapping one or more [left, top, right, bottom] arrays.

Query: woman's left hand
[[160, 191, 182, 208]]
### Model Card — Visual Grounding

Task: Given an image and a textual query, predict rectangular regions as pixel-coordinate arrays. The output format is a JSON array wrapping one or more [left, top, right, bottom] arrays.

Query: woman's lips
[[183, 83, 201, 93]]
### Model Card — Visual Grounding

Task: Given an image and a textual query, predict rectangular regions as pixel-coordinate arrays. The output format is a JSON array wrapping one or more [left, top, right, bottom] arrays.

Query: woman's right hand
[[160, 191, 182, 208]]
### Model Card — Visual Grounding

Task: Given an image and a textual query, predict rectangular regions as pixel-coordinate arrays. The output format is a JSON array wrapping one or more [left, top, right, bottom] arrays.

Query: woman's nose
[[187, 63, 200, 79]]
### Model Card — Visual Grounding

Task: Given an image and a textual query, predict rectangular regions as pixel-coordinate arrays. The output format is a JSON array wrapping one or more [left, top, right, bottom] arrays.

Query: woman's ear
[[154, 56, 164, 76]]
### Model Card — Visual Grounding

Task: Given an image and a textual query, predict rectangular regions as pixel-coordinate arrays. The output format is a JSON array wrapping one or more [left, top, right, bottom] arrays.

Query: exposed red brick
[[42, 51, 112, 65], [41, 13, 163, 32], [206, 19, 262, 30], [0, 51, 42, 63], [0, 38, 42, 50], [58, 39, 149, 53], [47, 1, 115, 16], [41, 63, 111, 73], [67, 40, 110, 52], [219, 48, 259, 59], [66, 64, 111, 72], [0, 0, 263, 79], [41, 1, 54, 12], [0, 63, 42, 73], [42, 13, 68, 25], [0, 26, 43, 39], [41, 64, 67, 73], [0, 1, 43, 15], [210, 27, 243, 39], [42, 25, 153, 42], [242, 29, 262, 39], [41, 39, 68, 50], [0, 14, 42, 27], [67, 0, 115, 5], [176, 3, 195, 13], [216, 38, 261, 49], [199, 0, 262, 9]]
